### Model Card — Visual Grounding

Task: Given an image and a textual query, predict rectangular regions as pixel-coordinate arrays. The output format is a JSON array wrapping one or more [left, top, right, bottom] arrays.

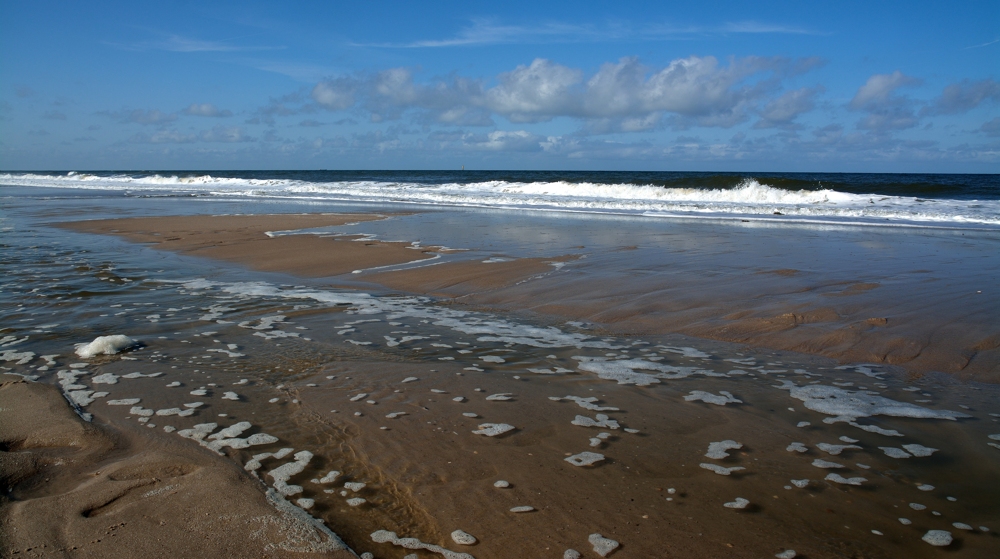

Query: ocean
[[2, 171, 998, 558], [3, 170, 999, 228]]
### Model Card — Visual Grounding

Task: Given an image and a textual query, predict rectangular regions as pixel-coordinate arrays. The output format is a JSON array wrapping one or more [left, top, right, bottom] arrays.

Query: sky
[[1, 0, 998, 172]]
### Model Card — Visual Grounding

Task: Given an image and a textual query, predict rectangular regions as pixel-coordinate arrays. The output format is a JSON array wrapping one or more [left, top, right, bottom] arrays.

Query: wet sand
[[59, 213, 440, 278], [4, 209, 998, 559], [62, 212, 1000, 382], [0, 379, 356, 559]]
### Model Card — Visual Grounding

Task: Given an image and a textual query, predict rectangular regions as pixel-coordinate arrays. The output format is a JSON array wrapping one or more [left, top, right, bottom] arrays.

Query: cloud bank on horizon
[[0, 0, 997, 172]]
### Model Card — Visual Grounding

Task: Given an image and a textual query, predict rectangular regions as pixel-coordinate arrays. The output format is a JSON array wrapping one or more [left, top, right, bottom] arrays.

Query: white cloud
[[312, 78, 356, 111], [182, 103, 233, 117], [849, 71, 920, 110], [756, 86, 824, 127], [486, 59, 583, 122], [358, 18, 823, 48], [849, 71, 922, 132], [307, 55, 820, 133], [924, 79, 1000, 115], [462, 130, 544, 151]]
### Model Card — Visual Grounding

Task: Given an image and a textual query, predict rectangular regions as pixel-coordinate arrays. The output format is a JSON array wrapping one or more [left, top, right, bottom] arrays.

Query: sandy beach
[[4, 207, 999, 559]]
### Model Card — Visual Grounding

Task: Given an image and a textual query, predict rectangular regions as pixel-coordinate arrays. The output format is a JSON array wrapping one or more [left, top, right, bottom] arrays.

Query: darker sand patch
[[59, 213, 438, 278]]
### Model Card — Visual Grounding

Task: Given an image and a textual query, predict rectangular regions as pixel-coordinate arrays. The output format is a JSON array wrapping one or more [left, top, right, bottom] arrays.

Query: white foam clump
[[565, 452, 605, 467], [812, 459, 844, 469], [221, 391, 240, 401], [817, 442, 862, 455], [952, 522, 973, 530], [588, 533, 619, 557], [450, 530, 477, 545], [296, 498, 315, 509], [777, 381, 970, 424], [386, 412, 408, 419], [899, 518, 912, 525], [724, 498, 750, 509], [75, 335, 136, 358], [571, 414, 620, 429], [346, 498, 366, 507], [91, 373, 119, 384], [776, 550, 797, 559], [184, 421, 279, 453], [268, 451, 314, 496], [245, 448, 294, 471], [790, 479, 810, 488], [705, 440, 742, 459], [493, 480, 510, 488], [880, 447, 912, 459], [510, 506, 534, 513], [556, 396, 619, 411], [480, 355, 505, 363], [130, 406, 155, 417], [786, 442, 808, 453], [318, 471, 340, 484], [700, 463, 744, 476], [122, 372, 162, 379], [462, 412, 479, 418], [902, 444, 938, 457], [401, 376, 419, 383], [921, 530, 953, 547], [472, 423, 515, 437], [573, 356, 713, 386], [107, 398, 141, 406], [370, 530, 475, 559], [917, 484, 934, 491], [344, 482, 366, 492], [684, 390, 741, 406], [0, 350, 35, 365], [564, 550, 582, 559], [485, 393, 513, 401], [825, 473, 866, 486], [528, 367, 573, 374]]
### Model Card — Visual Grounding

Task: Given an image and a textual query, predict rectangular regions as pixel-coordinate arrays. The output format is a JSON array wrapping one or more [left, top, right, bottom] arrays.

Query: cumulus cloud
[[311, 78, 357, 111], [462, 130, 544, 151], [755, 86, 824, 128], [849, 71, 921, 110], [849, 71, 922, 132], [486, 59, 583, 122], [182, 103, 233, 117], [923, 79, 1000, 115], [307, 55, 822, 133]]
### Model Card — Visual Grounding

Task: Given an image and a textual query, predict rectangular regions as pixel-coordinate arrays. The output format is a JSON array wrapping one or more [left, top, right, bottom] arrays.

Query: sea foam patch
[[75, 335, 136, 358]]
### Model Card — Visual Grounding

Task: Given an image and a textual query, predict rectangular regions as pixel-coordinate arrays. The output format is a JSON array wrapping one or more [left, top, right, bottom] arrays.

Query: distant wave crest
[[2, 172, 998, 227]]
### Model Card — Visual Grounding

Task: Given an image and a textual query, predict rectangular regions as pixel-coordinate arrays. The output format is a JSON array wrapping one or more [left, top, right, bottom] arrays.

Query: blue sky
[[1, 0, 998, 171]]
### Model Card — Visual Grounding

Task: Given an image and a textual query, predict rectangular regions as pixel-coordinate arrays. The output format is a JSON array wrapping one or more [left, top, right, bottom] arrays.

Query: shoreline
[[60, 212, 1000, 383]]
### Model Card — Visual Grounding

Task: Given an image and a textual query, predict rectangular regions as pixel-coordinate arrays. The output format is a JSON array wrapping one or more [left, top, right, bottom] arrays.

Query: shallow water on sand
[[2, 189, 999, 558]]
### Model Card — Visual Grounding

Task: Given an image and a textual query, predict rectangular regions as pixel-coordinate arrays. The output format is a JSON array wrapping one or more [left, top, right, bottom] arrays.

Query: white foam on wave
[[5, 172, 997, 227]]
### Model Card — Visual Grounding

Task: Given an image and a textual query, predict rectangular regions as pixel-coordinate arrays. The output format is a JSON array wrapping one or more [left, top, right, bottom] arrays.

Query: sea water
[[2, 176, 999, 558]]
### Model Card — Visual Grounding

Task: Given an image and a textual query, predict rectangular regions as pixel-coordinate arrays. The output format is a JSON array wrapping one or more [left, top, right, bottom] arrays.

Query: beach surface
[[64, 212, 1000, 382], [3, 196, 999, 559]]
